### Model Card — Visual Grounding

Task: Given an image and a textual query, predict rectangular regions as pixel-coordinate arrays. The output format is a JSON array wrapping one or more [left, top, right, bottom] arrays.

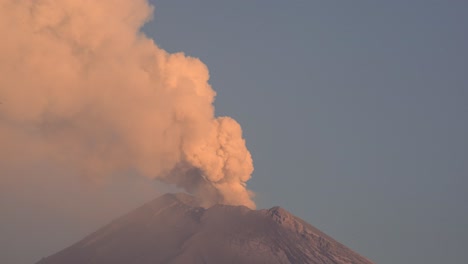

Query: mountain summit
[[37, 193, 374, 264]]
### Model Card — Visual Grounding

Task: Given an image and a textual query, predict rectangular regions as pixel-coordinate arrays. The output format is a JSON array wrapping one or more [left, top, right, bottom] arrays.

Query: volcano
[[36, 193, 374, 264]]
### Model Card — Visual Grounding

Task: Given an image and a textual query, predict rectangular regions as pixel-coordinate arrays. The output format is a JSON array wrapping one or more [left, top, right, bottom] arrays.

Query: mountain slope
[[37, 193, 374, 264]]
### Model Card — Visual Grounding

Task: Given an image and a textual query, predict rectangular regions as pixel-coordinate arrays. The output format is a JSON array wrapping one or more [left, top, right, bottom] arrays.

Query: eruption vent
[[0, 0, 255, 208]]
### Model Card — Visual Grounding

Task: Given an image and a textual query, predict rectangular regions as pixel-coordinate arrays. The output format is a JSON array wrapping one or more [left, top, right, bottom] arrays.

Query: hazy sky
[[144, 1, 468, 263], [1, 1, 467, 264]]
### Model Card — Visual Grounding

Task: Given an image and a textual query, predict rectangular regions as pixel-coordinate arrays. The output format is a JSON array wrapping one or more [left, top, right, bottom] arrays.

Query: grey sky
[[145, 1, 468, 263], [1, 1, 467, 264]]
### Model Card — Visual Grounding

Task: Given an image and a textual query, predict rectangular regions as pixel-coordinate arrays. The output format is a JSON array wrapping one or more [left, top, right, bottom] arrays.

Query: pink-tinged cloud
[[0, 0, 255, 208]]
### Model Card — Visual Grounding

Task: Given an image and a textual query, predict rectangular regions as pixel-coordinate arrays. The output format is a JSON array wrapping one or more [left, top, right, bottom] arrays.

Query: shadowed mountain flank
[[37, 193, 374, 264]]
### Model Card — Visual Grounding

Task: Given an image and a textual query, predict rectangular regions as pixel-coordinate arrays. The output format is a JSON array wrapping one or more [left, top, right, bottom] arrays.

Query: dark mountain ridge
[[37, 193, 374, 264]]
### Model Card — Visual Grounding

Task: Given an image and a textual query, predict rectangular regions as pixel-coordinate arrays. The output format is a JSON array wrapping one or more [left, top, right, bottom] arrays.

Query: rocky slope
[[37, 193, 374, 264]]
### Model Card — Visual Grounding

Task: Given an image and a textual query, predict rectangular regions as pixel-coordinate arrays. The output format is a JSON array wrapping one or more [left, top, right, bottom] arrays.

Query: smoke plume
[[0, 0, 255, 208]]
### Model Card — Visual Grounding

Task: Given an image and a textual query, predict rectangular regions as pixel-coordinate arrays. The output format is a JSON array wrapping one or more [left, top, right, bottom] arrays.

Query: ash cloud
[[0, 0, 255, 208]]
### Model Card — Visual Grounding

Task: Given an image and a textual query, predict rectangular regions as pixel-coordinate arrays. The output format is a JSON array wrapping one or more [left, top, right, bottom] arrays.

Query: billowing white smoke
[[0, 0, 255, 208]]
